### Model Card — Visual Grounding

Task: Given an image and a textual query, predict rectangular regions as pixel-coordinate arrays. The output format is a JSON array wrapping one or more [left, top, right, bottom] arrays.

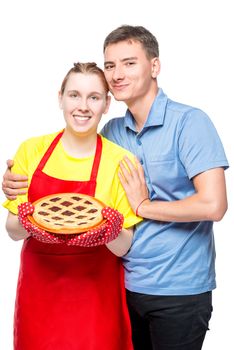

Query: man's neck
[[128, 85, 159, 132]]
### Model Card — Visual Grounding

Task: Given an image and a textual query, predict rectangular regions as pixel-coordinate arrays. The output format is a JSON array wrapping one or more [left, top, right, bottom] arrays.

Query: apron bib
[[14, 132, 133, 350]]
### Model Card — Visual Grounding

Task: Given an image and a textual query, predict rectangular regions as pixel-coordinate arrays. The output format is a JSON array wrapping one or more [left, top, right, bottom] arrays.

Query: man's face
[[104, 40, 159, 105]]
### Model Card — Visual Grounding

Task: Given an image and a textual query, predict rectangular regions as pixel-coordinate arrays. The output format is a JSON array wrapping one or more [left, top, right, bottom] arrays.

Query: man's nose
[[112, 65, 125, 81]]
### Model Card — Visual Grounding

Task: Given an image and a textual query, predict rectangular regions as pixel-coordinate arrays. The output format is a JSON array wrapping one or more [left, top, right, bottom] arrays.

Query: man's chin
[[112, 92, 128, 102], [113, 96, 124, 101]]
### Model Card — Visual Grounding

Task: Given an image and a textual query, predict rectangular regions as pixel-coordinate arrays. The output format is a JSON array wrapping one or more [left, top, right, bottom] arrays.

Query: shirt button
[[140, 159, 144, 165], [137, 139, 142, 145]]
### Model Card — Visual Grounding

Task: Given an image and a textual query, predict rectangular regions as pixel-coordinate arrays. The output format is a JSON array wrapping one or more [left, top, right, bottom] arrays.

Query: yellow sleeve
[[2, 132, 60, 214]]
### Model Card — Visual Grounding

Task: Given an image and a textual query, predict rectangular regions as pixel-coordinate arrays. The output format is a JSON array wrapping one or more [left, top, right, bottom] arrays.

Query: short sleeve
[[178, 109, 229, 179]]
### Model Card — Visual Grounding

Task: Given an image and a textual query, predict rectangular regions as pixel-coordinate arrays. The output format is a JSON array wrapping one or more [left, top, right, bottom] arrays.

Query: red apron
[[14, 132, 133, 350]]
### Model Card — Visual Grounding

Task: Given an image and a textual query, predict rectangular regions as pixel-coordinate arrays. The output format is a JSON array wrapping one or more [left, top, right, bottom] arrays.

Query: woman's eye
[[90, 96, 99, 101], [67, 91, 79, 98]]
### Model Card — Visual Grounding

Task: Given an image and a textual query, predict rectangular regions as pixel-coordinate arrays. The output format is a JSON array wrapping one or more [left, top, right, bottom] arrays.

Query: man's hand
[[118, 156, 149, 214], [2, 159, 28, 200]]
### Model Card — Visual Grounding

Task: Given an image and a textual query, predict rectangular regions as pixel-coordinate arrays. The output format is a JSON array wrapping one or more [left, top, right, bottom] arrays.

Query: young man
[[2, 26, 229, 350]]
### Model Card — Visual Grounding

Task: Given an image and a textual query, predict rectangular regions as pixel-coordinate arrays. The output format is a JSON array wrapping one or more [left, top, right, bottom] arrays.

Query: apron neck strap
[[36, 131, 64, 171], [90, 134, 102, 181], [36, 131, 102, 181]]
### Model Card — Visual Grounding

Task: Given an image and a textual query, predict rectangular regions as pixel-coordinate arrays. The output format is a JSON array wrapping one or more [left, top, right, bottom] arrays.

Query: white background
[[0, 1, 233, 349]]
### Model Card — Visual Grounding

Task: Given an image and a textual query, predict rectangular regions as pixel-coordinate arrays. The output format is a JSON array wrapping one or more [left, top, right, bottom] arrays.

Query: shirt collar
[[124, 88, 168, 131]]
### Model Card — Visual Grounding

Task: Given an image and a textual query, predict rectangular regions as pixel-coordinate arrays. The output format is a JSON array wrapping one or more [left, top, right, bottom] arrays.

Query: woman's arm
[[6, 212, 30, 241], [106, 227, 133, 257]]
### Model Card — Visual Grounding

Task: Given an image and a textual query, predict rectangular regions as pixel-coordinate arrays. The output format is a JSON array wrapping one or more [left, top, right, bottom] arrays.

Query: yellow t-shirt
[[3, 131, 142, 229]]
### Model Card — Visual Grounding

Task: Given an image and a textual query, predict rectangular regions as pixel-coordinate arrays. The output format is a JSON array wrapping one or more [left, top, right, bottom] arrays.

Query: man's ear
[[151, 57, 161, 78], [103, 95, 111, 114]]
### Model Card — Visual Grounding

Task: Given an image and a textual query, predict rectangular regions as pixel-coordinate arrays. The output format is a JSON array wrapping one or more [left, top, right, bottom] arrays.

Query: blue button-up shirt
[[101, 88, 229, 295]]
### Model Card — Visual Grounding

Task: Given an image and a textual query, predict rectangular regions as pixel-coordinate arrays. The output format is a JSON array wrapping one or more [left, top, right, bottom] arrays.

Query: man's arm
[[119, 156, 228, 222], [2, 160, 28, 200]]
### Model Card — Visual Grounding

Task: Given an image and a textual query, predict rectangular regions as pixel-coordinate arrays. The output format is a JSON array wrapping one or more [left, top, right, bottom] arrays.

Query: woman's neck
[[61, 129, 98, 158]]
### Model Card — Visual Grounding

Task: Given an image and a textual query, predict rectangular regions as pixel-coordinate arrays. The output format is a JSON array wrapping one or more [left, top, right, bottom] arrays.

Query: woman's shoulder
[[17, 130, 62, 156], [22, 130, 61, 147]]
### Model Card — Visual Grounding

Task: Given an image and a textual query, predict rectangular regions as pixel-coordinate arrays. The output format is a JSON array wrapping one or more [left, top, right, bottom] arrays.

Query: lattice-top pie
[[28, 193, 106, 234]]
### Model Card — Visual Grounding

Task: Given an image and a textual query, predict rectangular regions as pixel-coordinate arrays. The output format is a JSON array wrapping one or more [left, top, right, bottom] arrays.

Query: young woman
[[3, 62, 142, 350]]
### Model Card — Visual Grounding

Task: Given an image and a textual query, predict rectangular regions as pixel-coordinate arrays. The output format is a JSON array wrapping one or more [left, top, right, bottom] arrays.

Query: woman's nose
[[77, 98, 89, 111]]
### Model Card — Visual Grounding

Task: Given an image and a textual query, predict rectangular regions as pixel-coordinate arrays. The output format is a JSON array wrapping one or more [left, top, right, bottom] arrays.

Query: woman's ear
[[58, 91, 63, 109], [103, 95, 111, 114], [151, 57, 161, 78]]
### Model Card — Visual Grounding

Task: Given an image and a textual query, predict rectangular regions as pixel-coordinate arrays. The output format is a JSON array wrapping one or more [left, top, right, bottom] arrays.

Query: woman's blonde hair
[[60, 62, 109, 95]]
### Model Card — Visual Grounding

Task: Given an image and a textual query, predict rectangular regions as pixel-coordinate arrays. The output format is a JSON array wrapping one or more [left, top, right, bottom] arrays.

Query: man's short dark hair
[[103, 25, 159, 59]]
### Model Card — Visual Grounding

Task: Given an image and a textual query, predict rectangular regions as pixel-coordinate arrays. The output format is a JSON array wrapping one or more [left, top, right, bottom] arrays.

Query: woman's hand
[[18, 202, 65, 244], [66, 207, 124, 247]]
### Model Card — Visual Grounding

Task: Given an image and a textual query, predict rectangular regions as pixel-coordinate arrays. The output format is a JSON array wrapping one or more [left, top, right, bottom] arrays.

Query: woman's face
[[59, 72, 110, 137]]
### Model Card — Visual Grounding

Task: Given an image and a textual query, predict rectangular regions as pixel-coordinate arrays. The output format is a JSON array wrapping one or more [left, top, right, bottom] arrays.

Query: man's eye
[[126, 61, 135, 66], [105, 65, 114, 70]]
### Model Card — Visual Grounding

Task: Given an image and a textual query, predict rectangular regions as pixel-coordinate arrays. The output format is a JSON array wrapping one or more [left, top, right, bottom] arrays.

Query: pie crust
[[28, 193, 105, 234]]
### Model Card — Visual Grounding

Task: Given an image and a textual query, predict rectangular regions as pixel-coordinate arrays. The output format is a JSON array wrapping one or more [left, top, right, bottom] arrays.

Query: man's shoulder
[[167, 97, 198, 115], [166, 95, 208, 119], [101, 117, 126, 144], [163, 99, 212, 133], [102, 116, 125, 130]]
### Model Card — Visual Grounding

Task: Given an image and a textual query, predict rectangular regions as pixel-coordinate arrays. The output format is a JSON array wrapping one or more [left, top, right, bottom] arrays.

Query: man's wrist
[[136, 198, 150, 217]]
